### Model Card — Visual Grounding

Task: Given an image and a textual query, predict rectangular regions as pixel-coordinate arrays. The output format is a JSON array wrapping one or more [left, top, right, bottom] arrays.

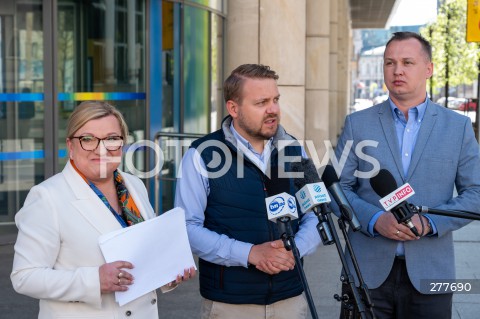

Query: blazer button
[[151, 298, 157, 305], [125, 310, 132, 316]]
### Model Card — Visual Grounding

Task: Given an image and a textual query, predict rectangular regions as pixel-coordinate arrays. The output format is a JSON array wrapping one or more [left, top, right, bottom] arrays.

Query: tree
[[420, 0, 479, 102]]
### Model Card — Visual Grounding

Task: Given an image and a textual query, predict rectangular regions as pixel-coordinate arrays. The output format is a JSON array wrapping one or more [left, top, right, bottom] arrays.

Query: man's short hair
[[385, 31, 432, 62], [223, 64, 279, 104]]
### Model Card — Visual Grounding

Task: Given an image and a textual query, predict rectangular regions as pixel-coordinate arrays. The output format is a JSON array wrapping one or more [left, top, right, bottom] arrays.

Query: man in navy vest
[[175, 64, 321, 318]]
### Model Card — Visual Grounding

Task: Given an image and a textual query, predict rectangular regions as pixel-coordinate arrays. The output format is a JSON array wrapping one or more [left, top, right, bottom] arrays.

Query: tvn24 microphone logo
[[266, 192, 298, 221], [287, 198, 296, 212], [269, 197, 296, 216], [269, 197, 286, 215]]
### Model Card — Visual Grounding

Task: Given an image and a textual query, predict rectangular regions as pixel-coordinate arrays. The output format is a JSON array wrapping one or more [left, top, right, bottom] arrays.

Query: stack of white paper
[[99, 207, 196, 306]]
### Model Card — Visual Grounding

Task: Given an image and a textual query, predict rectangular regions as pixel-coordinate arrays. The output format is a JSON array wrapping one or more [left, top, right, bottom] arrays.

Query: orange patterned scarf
[[71, 160, 144, 227]]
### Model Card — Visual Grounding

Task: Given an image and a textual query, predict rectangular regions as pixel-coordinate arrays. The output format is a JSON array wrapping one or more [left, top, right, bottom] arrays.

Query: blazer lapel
[[378, 102, 404, 180], [63, 161, 123, 235], [406, 101, 437, 180]]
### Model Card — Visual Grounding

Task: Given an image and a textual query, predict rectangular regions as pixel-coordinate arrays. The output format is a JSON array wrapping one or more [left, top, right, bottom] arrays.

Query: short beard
[[236, 113, 278, 140]]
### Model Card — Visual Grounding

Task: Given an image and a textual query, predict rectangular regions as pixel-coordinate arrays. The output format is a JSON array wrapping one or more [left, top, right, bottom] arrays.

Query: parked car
[[352, 98, 373, 112], [372, 94, 388, 105], [436, 96, 462, 109], [458, 98, 478, 112]]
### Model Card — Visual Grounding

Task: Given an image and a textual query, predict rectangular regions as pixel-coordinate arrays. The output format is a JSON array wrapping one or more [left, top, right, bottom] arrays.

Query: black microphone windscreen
[[370, 169, 397, 197], [290, 158, 321, 189], [304, 159, 321, 184], [264, 170, 291, 197], [290, 160, 306, 190], [321, 165, 339, 188], [265, 155, 303, 196]]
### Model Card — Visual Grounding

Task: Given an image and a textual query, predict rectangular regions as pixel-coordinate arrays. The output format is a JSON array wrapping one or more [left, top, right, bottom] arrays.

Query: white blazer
[[11, 161, 159, 319]]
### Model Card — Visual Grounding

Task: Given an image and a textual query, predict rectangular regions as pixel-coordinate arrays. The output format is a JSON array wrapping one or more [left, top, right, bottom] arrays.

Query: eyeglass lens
[[79, 136, 123, 151]]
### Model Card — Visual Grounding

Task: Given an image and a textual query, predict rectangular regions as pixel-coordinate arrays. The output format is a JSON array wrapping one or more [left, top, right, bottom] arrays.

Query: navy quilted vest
[[190, 128, 304, 305]]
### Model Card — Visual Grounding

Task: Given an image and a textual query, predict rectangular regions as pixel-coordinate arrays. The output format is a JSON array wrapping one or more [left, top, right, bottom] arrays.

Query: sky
[[388, 0, 438, 27]]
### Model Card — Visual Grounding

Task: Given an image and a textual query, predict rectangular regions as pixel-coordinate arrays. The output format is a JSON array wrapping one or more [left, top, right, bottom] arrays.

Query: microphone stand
[[277, 217, 319, 319], [313, 204, 376, 319], [415, 206, 480, 221]]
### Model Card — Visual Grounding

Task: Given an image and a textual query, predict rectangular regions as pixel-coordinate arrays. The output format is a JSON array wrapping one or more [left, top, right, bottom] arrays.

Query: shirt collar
[[388, 96, 428, 124]]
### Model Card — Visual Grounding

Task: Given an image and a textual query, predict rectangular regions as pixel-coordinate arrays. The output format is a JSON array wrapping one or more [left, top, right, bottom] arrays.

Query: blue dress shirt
[[368, 97, 437, 255]]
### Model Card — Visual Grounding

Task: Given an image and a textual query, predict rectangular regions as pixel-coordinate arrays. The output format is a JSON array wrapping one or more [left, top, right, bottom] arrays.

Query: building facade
[[0, 0, 396, 227], [356, 45, 385, 99]]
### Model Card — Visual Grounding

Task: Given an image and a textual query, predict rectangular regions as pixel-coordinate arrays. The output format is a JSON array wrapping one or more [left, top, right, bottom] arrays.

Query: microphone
[[291, 159, 331, 213], [266, 160, 321, 319], [370, 169, 420, 237], [265, 192, 299, 223], [264, 173, 298, 249], [291, 158, 334, 245], [321, 165, 361, 231]]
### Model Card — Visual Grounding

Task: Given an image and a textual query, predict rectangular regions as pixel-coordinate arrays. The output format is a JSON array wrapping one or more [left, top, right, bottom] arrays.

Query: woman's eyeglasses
[[71, 135, 124, 151]]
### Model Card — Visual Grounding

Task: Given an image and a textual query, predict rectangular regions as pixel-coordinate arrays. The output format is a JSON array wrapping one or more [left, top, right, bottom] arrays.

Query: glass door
[[56, 0, 148, 174], [0, 1, 45, 222], [158, 0, 225, 212], [0, 0, 148, 225]]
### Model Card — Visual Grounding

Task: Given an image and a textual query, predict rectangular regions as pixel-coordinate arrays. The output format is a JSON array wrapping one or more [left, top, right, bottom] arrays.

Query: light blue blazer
[[335, 99, 480, 293]]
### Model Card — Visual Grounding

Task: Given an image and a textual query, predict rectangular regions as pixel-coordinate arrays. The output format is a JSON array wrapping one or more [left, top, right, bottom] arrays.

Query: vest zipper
[[219, 266, 224, 289], [261, 174, 274, 304], [261, 174, 275, 242]]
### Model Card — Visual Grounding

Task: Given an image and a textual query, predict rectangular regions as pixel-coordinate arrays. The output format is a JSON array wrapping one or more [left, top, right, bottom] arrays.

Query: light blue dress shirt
[[368, 97, 437, 255], [174, 123, 320, 267]]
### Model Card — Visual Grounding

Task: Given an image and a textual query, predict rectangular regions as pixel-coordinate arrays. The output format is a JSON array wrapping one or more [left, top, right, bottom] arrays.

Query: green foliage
[[420, 0, 480, 91]]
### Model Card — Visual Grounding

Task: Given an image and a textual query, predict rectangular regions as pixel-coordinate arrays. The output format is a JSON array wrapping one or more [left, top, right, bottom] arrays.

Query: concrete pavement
[[1, 220, 479, 318]]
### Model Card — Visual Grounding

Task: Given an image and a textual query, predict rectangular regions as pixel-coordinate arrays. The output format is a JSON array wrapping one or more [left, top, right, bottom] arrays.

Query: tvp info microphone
[[370, 169, 420, 237]]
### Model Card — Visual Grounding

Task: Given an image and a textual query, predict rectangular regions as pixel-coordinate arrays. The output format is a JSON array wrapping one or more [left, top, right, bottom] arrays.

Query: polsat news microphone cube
[[295, 182, 331, 214], [265, 192, 298, 222]]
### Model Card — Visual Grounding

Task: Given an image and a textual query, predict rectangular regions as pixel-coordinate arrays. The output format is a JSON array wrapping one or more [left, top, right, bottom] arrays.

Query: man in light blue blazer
[[335, 32, 480, 319]]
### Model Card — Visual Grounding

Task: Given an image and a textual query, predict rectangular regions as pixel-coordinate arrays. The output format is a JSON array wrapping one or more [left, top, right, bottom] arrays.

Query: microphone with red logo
[[370, 169, 420, 237]]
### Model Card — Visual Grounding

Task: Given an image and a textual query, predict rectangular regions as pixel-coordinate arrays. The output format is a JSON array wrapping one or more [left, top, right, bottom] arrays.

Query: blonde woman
[[11, 101, 194, 319]]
